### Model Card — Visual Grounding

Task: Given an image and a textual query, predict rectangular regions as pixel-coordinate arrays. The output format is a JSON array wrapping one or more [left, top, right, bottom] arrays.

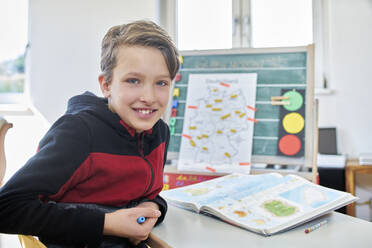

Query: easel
[[312, 99, 319, 183], [164, 44, 319, 184]]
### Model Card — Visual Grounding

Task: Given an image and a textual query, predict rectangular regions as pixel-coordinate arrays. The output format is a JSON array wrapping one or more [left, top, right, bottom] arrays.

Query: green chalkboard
[[167, 46, 315, 166]]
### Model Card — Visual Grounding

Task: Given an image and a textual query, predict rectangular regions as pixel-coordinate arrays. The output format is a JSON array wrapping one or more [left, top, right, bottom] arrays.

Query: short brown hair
[[100, 20, 180, 83]]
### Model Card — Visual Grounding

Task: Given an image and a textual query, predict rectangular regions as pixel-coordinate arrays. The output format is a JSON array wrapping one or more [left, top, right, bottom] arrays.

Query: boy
[[0, 20, 179, 247]]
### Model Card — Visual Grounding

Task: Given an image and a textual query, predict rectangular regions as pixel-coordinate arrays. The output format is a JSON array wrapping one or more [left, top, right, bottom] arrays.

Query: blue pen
[[137, 216, 146, 224]]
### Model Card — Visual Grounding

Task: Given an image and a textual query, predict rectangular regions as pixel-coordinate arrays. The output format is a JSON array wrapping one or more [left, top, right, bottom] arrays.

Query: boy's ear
[[98, 74, 111, 98]]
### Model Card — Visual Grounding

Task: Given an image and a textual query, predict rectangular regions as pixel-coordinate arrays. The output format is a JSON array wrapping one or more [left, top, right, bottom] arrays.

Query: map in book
[[178, 73, 257, 173], [160, 173, 357, 235]]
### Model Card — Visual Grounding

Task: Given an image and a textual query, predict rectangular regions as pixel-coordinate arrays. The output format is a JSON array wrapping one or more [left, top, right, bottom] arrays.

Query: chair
[[0, 118, 12, 186], [17, 233, 169, 248], [0, 118, 47, 248], [18, 235, 47, 248]]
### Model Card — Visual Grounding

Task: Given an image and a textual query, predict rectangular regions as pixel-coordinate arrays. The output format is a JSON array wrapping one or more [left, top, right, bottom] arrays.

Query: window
[[177, 0, 232, 51], [0, 0, 28, 104], [176, 0, 313, 50], [251, 0, 313, 48]]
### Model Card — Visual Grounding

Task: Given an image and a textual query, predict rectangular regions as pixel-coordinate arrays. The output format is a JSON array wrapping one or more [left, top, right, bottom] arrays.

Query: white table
[[153, 205, 372, 248]]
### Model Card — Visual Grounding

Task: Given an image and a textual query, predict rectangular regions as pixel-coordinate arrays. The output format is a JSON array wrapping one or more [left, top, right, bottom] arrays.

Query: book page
[[160, 173, 282, 211], [203, 174, 355, 234]]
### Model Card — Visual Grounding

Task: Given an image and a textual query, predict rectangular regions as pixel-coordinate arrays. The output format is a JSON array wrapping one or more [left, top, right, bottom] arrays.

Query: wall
[[28, 0, 156, 123], [318, 0, 372, 156], [318, 0, 372, 220]]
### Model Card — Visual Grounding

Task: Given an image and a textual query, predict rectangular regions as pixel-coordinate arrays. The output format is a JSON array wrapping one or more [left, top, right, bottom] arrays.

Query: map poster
[[178, 73, 257, 173]]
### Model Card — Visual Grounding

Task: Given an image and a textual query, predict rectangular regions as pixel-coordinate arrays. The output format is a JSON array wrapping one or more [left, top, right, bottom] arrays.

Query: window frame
[[159, 0, 327, 90]]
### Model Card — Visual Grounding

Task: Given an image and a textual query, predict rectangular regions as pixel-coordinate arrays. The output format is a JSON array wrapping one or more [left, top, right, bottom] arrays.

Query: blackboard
[[166, 45, 315, 167]]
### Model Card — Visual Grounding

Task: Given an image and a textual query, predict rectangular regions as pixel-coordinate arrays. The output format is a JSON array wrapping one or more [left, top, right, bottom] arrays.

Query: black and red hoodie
[[0, 91, 169, 246]]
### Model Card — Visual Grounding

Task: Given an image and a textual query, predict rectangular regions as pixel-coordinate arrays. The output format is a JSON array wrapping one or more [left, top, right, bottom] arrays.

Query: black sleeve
[[0, 114, 104, 246]]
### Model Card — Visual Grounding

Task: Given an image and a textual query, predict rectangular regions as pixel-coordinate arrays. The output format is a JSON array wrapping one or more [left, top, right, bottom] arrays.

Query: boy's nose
[[140, 84, 156, 104]]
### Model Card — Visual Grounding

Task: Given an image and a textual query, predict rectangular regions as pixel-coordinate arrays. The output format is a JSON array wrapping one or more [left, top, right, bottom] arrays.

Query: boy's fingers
[[146, 209, 161, 218], [137, 208, 161, 218]]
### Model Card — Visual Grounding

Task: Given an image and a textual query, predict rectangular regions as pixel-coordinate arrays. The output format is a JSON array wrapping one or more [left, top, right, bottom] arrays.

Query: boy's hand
[[128, 201, 160, 245], [103, 207, 161, 242]]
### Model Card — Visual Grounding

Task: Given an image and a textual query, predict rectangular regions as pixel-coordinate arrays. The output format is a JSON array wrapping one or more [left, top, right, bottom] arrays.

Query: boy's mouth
[[134, 108, 156, 115]]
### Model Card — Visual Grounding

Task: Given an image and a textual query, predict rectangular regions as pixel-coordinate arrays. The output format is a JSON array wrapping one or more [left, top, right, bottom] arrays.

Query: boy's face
[[100, 45, 171, 133]]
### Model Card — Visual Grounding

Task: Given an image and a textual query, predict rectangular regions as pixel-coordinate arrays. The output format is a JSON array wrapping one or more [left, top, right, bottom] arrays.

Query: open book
[[160, 173, 357, 236]]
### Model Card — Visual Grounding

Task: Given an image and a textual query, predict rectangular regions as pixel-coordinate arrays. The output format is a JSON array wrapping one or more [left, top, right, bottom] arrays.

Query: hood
[[66, 91, 127, 136], [66, 91, 161, 138]]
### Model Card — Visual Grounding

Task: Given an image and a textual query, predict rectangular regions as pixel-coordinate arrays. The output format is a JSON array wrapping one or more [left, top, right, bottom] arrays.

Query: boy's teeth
[[138, 109, 152, 114]]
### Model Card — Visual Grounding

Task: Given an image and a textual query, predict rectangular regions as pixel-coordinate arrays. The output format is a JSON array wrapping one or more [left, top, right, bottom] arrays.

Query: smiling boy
[[0, 20, 180, 247]]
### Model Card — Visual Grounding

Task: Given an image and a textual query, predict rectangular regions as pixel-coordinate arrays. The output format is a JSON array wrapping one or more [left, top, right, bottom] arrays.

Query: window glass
[[177, 0, 232, 50], [177, 0, 312, 50], [251, 0, 313, 47], [0, 0, 28, 101]]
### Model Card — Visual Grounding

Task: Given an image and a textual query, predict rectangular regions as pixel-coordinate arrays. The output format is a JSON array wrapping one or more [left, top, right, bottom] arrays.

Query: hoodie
[[0, 91, 169, 247]]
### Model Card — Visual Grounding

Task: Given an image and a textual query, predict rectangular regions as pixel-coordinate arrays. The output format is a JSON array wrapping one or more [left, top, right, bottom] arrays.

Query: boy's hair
[[100, 20, 180, 83]]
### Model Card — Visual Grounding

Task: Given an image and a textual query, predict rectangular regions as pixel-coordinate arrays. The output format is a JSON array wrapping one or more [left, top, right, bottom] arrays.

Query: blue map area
[[162, 173, 283, 206], [280, 184, 343, 209]]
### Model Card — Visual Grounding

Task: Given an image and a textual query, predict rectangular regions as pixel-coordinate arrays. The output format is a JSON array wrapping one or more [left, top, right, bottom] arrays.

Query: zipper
[[137, 132, 154, 195]]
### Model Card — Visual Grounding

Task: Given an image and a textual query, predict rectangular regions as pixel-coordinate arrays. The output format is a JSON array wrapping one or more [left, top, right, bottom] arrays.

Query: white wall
[[318, 0, 372, 156], [28, 0, 156, 123], [319, 0, 372, 220]]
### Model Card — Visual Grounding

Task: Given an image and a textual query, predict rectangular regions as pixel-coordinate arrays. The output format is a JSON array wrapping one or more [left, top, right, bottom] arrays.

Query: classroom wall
[[28, 0, 156, 123], [318, 0, 372, 156], [318, 0, 372, 221]]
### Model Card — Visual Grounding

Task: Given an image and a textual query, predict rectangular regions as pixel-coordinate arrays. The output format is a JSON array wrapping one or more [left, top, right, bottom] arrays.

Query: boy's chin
[[134, 123, 156, 133]]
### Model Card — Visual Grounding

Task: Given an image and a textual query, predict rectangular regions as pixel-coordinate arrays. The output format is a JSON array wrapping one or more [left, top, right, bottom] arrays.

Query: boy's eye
[[156, 81, 168, 87], [127, 78, 139, 84]]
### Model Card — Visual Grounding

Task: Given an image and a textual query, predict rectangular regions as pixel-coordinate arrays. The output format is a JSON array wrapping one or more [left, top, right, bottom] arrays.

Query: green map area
[[263, 200, 296, 217], [184, 188, 211, 196]]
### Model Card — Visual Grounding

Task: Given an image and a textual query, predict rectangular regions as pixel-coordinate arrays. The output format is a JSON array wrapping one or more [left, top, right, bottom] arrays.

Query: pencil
[[137, 216, 146, 224], [304, 219, 327, 234]]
